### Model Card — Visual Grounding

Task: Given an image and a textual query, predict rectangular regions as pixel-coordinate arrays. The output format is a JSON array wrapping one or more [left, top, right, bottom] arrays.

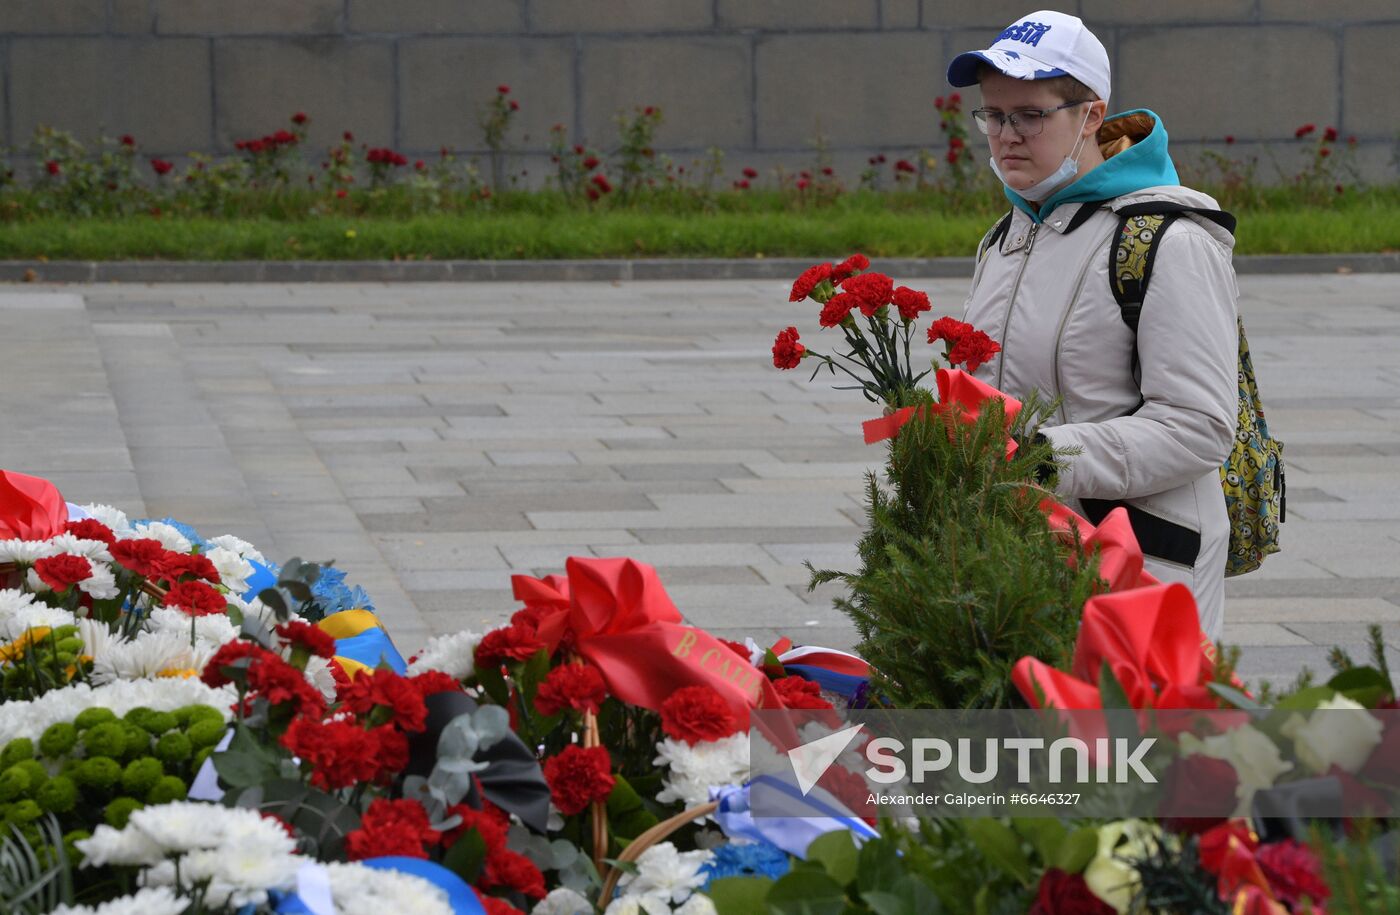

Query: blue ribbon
[[334, 628, 408, 675], [712, 777, 878, 860]]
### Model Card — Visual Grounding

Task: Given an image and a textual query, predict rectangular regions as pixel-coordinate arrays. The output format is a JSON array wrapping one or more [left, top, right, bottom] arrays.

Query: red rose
[[442, 804, 509, 855], [150, 159, 173, 176], [819, 292, 861, 328], [276, 620, 338, 659], [534, 663, 607, 717], [830, 253, 870, 284], [281, 717, 382, 790], [927, 316, 972, 346], [947, 329, 1001, 372], [111, 538, 166, 577], [774, 675, 832, 710], [771, 326, 805, 370], [482, 848, 546, 899], [1295, 123, 1316, 138], [162, 580, 228, 617], [543, 744, 615, 815], [346, 798, 440, 860], [1159, 754, 1238, 835], [475, 623, 545, 667], [1255, 839, 1329, 910], [156, 551, 219, 584], [891, 286, 931, 321], [789, 262, 833, 302], [340, 668, 429, 732], [660, 685, 738, 744], [1029, 868, 1115, 915], [65, 519, 116, 546], [1323, 126, 1338, 143], [32, 554, 92, 591], [841, 272, 894, 316]]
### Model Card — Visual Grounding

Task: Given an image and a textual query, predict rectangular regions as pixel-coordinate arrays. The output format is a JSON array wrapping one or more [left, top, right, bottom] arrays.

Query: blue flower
[[700, 841, 791, 888]]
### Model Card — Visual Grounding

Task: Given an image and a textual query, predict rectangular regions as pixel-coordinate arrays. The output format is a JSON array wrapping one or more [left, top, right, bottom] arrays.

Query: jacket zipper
[[1051, 225, 1112, 425], [995, 222, 1039, 391]]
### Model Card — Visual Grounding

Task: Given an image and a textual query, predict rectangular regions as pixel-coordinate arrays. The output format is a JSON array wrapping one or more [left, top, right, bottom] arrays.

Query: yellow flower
[[0, 626, 52, 662]]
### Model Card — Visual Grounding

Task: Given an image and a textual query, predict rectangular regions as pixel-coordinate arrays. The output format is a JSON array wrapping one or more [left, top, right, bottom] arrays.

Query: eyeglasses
[[970, 101, 1087, 138]]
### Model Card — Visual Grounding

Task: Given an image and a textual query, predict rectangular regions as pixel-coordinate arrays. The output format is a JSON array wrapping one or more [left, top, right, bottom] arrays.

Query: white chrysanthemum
[[145, 812, 299, 907], [0, 587, 39, 617], [0, 537, 59, 564], [75, 824, 164, 868], [45, 532, 115, 565], [654, 734, 750, 808], [0, 678, 235, 746], [227, 593, 274, 626], [406, 628, 481, 680], [0, 604, 78, 642], [78, 562, 120, 601], [206, 533, 266, 565], [323, 862, 453, 915], [78, 503, 133, 535], [303, 654, 339, 702], [128, 801, 282, 857], [617, 842, 714, 906], [675, 895, 718, 915], [204, 546, 254, 594], [132, 521, 192, 554], [536, 887, 594, 915], [48, 886, 187, 915], [76, 617, 125, 663], [89, 629, 214, 684], [146, 606, 238, 647]]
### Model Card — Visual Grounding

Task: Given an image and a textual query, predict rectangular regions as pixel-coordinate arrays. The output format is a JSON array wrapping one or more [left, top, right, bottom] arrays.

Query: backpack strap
[[977, 211, 1014, 262]]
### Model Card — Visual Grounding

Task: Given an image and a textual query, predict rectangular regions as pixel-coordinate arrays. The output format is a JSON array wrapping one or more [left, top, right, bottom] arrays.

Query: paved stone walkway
[[3, 275, 1399, 690]]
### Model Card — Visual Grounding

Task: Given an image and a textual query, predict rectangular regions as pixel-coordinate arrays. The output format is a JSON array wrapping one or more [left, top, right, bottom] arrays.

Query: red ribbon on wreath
[[861, 369, 1021, 457], [0, 470, 69, 541], [511, 557, 785, 725]]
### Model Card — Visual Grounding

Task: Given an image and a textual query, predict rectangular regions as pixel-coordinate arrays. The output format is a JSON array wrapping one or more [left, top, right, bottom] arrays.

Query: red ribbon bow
[[1039, 499, 1161, 593], [1013, 582, 1217, 710], [0, 470, 69, 541], [861, 369, 1021, 457], [511, 557, 784, 725]]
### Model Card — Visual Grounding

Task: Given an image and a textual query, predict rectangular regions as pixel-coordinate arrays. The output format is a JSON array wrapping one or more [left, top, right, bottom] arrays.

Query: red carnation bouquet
[[774, 254, 1000, 408]]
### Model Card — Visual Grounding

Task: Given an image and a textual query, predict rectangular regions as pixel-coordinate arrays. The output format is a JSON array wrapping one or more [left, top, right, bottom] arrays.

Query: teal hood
[[1003, 109, 1179, 223]]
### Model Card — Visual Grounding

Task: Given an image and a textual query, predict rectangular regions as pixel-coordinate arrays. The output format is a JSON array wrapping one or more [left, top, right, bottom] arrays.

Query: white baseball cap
[[947, 10, 1111, 103]]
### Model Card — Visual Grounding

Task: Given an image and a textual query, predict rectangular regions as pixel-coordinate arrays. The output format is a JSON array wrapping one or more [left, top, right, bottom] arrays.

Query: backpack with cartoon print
[[1108, 204, 1285, 576]]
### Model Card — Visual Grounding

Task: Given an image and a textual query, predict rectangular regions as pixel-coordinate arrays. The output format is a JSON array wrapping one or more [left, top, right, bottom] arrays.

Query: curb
[[1, 253, 1397, 284]]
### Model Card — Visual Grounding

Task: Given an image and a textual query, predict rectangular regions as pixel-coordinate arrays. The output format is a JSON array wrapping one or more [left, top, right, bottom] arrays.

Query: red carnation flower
[[162, 580, 228, 617], [589, 173, 613, 194], [734, 179, 750, 190], [534, 663, 608, 717], [203, 639, 274, 687], [1028, 868, 1114, 915], [157, 551, 219, 584], [346, 798, 440, 860], [410, 669, 462, 698], [934, 96, 945, 110], [482, 848, 546, 899], [442, 804, 509, 855], [774, 675, 832, 710], [581, 155, 601, 170], [543, 744, 615, 815], [891, 286, 931, 321], [292, 112, 308, 125], [120, 134, 136, 147], [340, 668, 429, 733], [660, 685, 738, 744], [948, 92, 961, 105], [894, 159, 916, 173], [796, 178, 810, 190], [789, 262, 833, 302], [949, 136, 965, 151], [1323, 126, 1338, 143], [947, 329, 1001, 372], [841, 271, 894, 316], [1255, 840, 1329, 910], [771, 326, 805, 370], [742, 167, 758, 179], [150, 159, 173, 176], [1319, 147, 1331, 158], [946, 149, 961, 165], [818, 292, 861, 328], [927, 316, 973, 346], [45, 160, 60, 176], [830, 253, 870, 283], [497, 84, 511, 94], [111, 538, 167, 578], [475, 623, 545, 667], [64, 519, 116, 546], [509, 100, 520, 111], [33, 554, 92, 591], [1295, 123, 1316, 138], [276, 620, 338, 659], [247, 652, 326, 715], [281, 717, 382, 790]]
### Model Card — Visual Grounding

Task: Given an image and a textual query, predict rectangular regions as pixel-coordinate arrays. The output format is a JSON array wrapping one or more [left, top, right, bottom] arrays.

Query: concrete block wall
[[1, 1, 1397, 183]]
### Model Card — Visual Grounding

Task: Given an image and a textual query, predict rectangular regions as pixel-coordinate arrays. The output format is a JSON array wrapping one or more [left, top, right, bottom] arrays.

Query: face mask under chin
[[988, 107, 1094, 205]]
